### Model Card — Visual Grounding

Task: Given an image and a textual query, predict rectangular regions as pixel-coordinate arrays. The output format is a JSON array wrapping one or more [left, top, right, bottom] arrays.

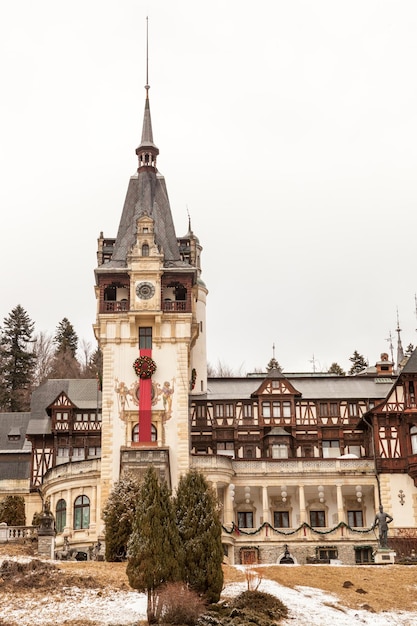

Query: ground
[[1, 543, 417, 625]]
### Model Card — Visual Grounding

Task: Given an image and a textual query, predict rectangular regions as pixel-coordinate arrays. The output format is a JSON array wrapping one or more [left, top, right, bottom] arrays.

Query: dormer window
[[8, 427, 21, 441], [142, 244, 149, 256]]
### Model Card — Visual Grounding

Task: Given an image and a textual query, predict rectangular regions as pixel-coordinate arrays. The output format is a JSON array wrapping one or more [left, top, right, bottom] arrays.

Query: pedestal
[[374, 548, 396, 565]]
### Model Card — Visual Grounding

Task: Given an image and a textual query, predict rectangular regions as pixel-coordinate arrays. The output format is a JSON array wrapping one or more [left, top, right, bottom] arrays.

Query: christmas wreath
[[133, 356, 157, 379]]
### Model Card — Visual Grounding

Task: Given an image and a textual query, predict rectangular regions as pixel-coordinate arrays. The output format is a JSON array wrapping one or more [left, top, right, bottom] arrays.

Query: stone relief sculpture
[[114, 377, 174, 421]]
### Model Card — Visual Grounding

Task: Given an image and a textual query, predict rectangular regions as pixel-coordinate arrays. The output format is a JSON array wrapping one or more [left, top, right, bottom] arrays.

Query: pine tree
[[126, 466, 181, 623], [175, 470, 224, 603], [0, 495, 26, 525], [103, 473, 141, 561], [328, 362, 346, 376], [266, 357, 281, 372], [49, 318, 81, 378], [405, 343, 415, 357], [0, 305, 36, 410], [54, 318, 78, 356], [348, 350, 368, 375]]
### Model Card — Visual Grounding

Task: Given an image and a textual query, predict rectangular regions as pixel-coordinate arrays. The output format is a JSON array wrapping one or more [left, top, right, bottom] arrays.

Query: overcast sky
[[1, 1, 416, 374]]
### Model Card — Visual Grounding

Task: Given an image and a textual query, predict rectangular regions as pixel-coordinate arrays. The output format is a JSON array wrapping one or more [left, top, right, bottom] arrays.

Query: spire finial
[[145, 16, 150, 98], [396, 308, 405, 369]]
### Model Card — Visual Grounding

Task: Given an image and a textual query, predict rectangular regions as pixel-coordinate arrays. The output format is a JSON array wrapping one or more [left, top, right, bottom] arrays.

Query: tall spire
[[396, 309, 405, 370], [136, 16, 159, 171]]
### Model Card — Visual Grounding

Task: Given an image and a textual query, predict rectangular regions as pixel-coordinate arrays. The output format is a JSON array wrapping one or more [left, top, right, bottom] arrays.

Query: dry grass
[[1, 543, 417, 620]]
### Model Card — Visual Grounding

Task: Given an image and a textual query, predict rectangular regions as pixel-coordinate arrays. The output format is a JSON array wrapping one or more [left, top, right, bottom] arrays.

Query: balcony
[[100, 300, 129, 313], [163, 300, 189, 313], [192, 455, 375, 475]]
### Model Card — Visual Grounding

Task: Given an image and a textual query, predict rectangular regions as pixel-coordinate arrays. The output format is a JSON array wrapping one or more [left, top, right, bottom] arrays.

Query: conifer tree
[[49, 318, 81, 378], [328, 362, 346, 376], [103, 473, 141, 561], [0, 495, 26, 525], [127, 466, 181, 624], [348, 350, 368, 375], [0, 305, 36, 410], [175, 470, 224, 603], [54, 318, 79, 356]]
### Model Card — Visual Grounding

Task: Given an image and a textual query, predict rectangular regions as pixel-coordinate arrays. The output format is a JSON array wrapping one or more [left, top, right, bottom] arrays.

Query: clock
[[136, 281, 155, 300]]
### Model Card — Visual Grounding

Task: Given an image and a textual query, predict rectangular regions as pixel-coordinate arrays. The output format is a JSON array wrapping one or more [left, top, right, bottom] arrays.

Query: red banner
[[139, 348, 152, 442]]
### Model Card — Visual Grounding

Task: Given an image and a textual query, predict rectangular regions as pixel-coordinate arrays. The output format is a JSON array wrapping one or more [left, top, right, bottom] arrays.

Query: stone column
[[336, 482, 344, 523], [262, 486, 269, 525], [298, 484, 306, 524]]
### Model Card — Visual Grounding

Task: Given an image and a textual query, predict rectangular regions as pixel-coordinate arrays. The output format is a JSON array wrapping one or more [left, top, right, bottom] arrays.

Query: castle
[[2, 52, 417, 566]]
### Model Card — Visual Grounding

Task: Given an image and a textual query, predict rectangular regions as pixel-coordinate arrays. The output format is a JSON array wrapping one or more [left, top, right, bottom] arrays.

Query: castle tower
[[94, 29, 207, 510]]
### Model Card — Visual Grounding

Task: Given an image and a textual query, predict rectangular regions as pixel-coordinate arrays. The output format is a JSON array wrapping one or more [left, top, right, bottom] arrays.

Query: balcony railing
[[163, 300, 188, 312], [100, 300, 129, 313], [192, 455, 375, 475]]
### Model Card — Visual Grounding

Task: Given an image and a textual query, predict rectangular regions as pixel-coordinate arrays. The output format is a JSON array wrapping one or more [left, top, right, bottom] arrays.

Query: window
[[142, 243, 149, 256], [274, 511, 290, 528], [329, 403, 338, 416], [139, 327, 152, 349], [237, 511, 253, 528], [72, 447, 85, 460], [262, 402, 271, 418], [243, 404, 252, 418], [57, 447, 69, 458], [272, 402, 281, 418], [56, 412, 69, 421], [319, 403, 328, 417], [272, 444, 288, 459], [225, 404, 234, 418], [411, 426, 417, 454], [215, 404, 224, 418], [410, 382, 416, 406], [317, 547, 337, 561], [346, 444, 361, 457], [355, 546, 373, 564], [310, 510, 325, 527], [348, 403, 358, 417], [88, 446, 101, 457], [348, 510, 363, 527], [74, 495, 90, 530], [282, 402, 291, 418], [56, 499, 67, 533], [132, 423, 157, 442], [322, 440, 340, 458]]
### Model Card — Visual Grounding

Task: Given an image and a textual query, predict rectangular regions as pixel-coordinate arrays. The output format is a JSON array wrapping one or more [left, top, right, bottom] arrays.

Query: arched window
[[142, 244, 149, 257], [56, 499, 66, 533], [132, 423, 157, 443], [74, 495, 90, 530]]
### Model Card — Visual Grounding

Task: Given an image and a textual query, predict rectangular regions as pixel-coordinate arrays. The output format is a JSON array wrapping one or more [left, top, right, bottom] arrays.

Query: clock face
[[136, 281, 155, 300]]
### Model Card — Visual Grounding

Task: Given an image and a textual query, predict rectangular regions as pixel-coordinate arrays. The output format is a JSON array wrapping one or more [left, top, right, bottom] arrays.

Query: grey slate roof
[[205, 375, 394, 401], [0, 413, 31, 481], [26, 379, 101, 436], [0, 413, 31, 452], [400, 348, 417, 374], [107, 170, 181, 267]]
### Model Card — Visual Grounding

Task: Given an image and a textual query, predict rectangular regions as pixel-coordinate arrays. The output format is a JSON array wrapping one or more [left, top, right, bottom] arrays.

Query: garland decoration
[[190, 368, 197, 390], [222, 520, 378, 537], [133, 356, 157, 379]]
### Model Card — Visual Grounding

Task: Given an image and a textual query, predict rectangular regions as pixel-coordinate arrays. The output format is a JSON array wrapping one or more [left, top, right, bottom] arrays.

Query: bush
[[158, 582, 206, 625], [232, 590, 288, 621], [197, 590, 288, 626]]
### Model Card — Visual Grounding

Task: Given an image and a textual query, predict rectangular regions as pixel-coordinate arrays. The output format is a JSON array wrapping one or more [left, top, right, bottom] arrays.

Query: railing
[[163, 301, 188, 312], [100, 300, 129, 313], [0, 525, 38, 543], [191, 455, 375, 474], [44, 458, 101, 482]]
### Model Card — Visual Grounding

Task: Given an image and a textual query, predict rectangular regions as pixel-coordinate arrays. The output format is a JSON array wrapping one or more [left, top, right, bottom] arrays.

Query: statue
[[374, 505, 393, 548]]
